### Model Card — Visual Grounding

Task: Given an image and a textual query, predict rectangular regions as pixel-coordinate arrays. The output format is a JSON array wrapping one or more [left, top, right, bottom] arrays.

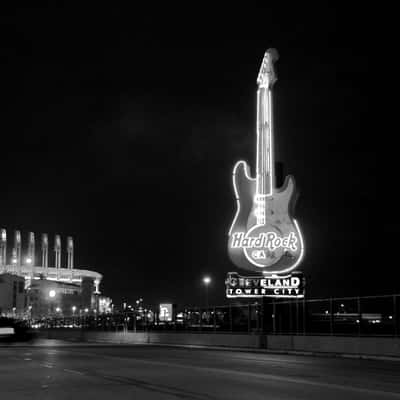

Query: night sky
[[0, 5, 395, 308]]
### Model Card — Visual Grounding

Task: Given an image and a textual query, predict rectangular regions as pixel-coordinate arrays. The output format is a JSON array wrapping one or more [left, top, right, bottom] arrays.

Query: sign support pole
[[213, 307, 217, 332], [229, 304, 233, 332], [248, 303, 251, 333], [272, 300, 276, 334], [394, 295, 398, 337]]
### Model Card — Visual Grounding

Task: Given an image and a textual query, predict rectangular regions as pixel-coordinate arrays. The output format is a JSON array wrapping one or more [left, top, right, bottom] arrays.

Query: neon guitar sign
[[228, 49, 304, 275]]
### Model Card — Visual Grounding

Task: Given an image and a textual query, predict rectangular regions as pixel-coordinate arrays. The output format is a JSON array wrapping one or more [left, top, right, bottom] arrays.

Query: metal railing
[[35, 294, 400, 337]]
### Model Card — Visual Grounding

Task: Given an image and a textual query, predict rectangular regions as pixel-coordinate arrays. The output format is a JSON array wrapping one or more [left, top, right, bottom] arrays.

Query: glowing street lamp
[[72, 306, 76, 315], [49, 290, 56, 298], [203, 276, 211, 309]]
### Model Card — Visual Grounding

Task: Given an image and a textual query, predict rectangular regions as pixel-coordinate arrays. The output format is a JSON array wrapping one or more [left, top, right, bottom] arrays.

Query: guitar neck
[[256, 85, 274, 196]]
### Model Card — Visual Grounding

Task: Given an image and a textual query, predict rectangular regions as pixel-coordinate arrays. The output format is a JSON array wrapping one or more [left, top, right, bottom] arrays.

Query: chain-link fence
[[36, 294, 400, 336]]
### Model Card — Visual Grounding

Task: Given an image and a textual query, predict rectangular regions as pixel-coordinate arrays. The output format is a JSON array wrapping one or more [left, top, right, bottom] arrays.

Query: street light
[[49, 290, 56, 298], [203, 276, 211, 309]]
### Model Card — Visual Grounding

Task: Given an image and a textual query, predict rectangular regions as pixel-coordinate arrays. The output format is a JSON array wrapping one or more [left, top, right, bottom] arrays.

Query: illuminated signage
[[227, 48, 304, 276], [226, 272, 305, 298], [58, 287, 81, 295], [99, 297, 112, 313], [1, 229, 6, 243], [159, 303, 173, 322], [226, 49, 305, 298]]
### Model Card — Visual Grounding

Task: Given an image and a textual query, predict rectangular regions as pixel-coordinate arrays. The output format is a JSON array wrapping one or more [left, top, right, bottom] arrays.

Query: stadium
[[0, 229, 104, 319]]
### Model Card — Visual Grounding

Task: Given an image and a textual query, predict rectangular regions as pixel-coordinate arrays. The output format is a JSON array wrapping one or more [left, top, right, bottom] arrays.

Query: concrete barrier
[[295, 335, 400, 357], [146, 332, 261, 348], [266, 335, 400, 357], [39, 329, 261, 348], [38, 329, 400, 358]]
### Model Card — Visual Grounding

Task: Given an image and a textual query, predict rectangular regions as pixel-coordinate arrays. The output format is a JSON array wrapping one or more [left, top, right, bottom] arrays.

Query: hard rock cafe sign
[[226, 49, 305, 298]]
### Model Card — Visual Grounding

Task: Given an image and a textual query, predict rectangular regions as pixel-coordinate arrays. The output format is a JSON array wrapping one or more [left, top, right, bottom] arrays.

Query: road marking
[[40, 363, 53, 368]]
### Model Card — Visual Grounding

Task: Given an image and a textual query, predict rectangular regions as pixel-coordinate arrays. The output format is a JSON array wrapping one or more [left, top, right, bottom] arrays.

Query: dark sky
[[0, 5, 396, 308]]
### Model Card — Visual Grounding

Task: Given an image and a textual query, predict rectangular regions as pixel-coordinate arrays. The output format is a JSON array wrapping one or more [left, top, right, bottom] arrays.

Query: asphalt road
[[0, 340, 400, 399]]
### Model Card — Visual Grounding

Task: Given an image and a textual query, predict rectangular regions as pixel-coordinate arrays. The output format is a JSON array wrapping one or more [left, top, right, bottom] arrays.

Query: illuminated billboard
[[226, 272, 305, 298], [227, 49, 304, 276], [159, 303, 173, 322], [227, 49, 305, 298]]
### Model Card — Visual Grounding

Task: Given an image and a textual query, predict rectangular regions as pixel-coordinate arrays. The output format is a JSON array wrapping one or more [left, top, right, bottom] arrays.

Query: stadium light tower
[[67, 236, 74, 281], [54, 235, 61, 268], [0, 229, 6, 265], [67, 236, 74, 269], [14, 230, 21, 271], [28, 232, 35, 279], [0, 229, 6, 268], [54, 235, 61, 280], [42, 234, 48, 271]]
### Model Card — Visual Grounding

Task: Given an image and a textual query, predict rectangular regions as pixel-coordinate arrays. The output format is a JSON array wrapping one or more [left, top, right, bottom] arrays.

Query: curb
[[137, 342, 400, 362], [3, 339, 399, 362]]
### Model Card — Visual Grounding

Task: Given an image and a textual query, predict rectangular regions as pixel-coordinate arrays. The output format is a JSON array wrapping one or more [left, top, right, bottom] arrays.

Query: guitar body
[[227, 48, 304, 276], [228, 161, 256, 270], [228, 162, 303, 275]]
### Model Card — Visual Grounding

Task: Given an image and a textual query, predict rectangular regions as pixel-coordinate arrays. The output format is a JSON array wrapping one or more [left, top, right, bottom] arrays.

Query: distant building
[[98, 296, 113, 314], [0, 273, 27, 318]]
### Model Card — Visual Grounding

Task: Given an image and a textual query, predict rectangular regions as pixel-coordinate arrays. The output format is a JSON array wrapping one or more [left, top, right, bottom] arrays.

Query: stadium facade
[[0, 229, 103, 319]]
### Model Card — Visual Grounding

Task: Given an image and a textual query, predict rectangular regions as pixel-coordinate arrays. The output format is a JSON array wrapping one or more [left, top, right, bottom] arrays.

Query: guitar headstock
[[257, 48, 279, 88]]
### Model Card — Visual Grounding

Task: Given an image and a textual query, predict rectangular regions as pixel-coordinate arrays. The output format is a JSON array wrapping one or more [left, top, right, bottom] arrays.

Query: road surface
[[0, 340, 399, 399]]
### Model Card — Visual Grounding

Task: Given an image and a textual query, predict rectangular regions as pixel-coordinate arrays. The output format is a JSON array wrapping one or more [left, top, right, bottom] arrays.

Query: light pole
[[203, 276, 211, 309], [48, 289, 56, 321], [136, 298, 143, 330]]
